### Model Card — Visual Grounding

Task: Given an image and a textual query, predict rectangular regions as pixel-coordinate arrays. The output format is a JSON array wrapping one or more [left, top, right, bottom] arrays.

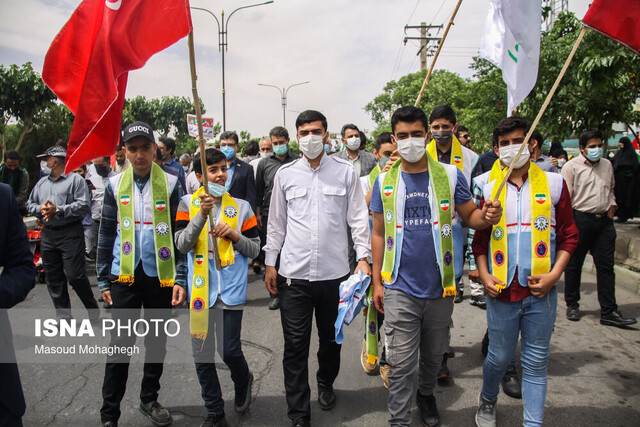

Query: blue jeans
[[482, 287, 557, 427]]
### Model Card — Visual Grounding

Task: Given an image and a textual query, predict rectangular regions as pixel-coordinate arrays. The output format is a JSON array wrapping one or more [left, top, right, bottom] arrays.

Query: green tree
[[0, 62, 57, 156]]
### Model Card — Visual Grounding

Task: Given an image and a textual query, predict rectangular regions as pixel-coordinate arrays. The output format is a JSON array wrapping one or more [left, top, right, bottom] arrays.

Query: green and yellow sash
[[116, 162, 175, 286], [188, 187, 239, 339], [489, 161, 551, 291], [368, 164, 381, 189], [380, 155, 456, 297], [427, 135, 464, 172]]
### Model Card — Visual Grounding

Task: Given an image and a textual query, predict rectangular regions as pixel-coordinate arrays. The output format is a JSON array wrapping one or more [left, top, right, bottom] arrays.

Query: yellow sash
[[188, 187, 239, 339], [427, 135, 464, 172], [489, 161, 551, 291]]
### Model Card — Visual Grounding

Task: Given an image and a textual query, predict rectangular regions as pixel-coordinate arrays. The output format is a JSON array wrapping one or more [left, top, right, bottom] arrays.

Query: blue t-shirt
[[371, 168, 472, 299]]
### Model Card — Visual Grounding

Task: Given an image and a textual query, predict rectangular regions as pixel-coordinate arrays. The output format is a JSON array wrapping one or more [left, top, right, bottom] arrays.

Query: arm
[[233, 208, 260, 259], [173, 198, 206, 254], [456, 198, 501, 230], [472, 197, 504, 298], [170, 179, 186, 291], [371, 211, 385, 313], [96, 181, 118, 292], [16, 169, 29, 208], [264, 171, 287, 295], [607, 163, 617, 218], [346, 168, 372, 262], [26, 183, 42, 218], [560, 162, 574, 197]]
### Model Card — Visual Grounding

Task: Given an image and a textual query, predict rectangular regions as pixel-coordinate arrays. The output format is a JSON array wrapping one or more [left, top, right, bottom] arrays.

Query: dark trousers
[[192, 309, 250, 416], [564, 210, 618, 316], [100, 264, 173, 423], [0, 402, 22, 427], [278, 274, 346, 421], [40, 222, 98, 318]]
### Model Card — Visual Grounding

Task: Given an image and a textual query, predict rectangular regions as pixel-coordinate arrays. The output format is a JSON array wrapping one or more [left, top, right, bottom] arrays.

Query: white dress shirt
[[264, 153, 371, 281]]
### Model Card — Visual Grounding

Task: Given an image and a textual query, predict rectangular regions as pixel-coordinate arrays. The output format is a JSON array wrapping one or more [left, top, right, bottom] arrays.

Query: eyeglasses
[[460, 134, 470, 140]]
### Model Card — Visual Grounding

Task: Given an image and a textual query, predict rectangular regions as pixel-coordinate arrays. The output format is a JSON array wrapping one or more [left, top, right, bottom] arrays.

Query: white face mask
[[345, 136, 361, 151], [396, 137, 426, 163], [40, 160, 52, 175], [259, 151, 272, 158], [298, 134, 325, 159], [557, 158, 566, 168], [499, 144, 530, 169]]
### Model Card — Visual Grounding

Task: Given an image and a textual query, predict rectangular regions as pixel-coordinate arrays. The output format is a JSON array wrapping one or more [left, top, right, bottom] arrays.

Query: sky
[[0, 0, 593, 139]]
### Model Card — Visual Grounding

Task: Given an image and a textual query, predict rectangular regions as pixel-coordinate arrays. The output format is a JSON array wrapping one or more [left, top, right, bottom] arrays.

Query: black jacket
[[228, 157, 257, 212]]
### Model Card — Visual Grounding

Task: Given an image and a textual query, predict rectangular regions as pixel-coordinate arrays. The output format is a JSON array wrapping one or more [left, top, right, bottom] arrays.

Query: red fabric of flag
[[42, 0, 193, 172], [582, 0, 640, 55]]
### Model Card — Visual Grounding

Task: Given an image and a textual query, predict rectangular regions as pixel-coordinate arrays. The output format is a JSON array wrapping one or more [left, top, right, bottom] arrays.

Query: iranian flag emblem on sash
[[535, 193, 547, 205], [383, 186, 393, 197], [120, 195, 130, 206], [195, 254, 204, 265], [453, 155, 462, 164], [440, 199, 450, 212], [155, 200, 166, 211]]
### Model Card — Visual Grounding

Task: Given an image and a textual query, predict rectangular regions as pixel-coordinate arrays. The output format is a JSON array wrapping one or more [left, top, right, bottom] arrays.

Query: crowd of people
[[1, 106, 639, 427]]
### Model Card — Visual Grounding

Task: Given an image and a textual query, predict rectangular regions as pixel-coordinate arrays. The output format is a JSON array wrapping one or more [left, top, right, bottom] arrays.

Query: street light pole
[[191, 1, 274, 132], [257, 81, 310, 128]]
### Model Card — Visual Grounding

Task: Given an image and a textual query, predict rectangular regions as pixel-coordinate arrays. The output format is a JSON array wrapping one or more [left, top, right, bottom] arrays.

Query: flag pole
[[188, 30, 222, 271], [414, 0, 464, 107], [493, 26, 587, 201]]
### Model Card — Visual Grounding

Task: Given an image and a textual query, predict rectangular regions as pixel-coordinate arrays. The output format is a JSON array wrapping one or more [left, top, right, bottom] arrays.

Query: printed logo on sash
[[385, 209, 393, 223], [494, 250, 505, 266], [155, 200, 166, 211], [195, 254, 205, 265], [192, 297, 205, 312], [535, 241, 548, 258], [120, 195, 130, 206], [121, 217, 132, 230], [158, 246, 171, 261], [453, 155, 462, 164], [368, 320, 377, 335], [194, 275, 205, 288], [492, 226, 504, 241], [440, 199, 450, 212], [383, 186, 394, 197], [155, 222, 169, 236], [386, 236, 394, 251], [443, 250, 453, 266], [224, 205, 238, 219], [441, 224, 452, 238], [534, 216, 549, 232], [122, 241, 132, 256], [192, 197, 201, 208], [534, 193, 547, 205]]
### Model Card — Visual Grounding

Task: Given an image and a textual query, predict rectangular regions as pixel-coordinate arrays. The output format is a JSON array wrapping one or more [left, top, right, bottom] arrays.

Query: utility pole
[[404, 23, 443, 71]]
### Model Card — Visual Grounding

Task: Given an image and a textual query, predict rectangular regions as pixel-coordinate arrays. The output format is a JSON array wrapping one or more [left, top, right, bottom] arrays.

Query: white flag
[[479, 0, 541, 116]]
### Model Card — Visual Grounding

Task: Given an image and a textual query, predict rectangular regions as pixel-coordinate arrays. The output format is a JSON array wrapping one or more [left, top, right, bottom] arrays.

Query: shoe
[[470, 295, 487, 309], [318, 384, 336, 410], [291, 418, 310, 427], [361, 340, 377, 375], [269, 297, 280, 310], [252, 262, 262, 274], [102, 421, 117, 427], [103, 301, 112, 310], [380, 364, 390, 389], [235, 372, 253, 413], [566, 306, 580, 321], [437, 353, 451, 383], [475, 394, 496, 427], [501, 364, 522, 399], [140, 401, 172, 426], [454, 289, 464, 303], [416, 392, 440, 427], [600, 310, 638, 328], [200, 414, 228, 427]]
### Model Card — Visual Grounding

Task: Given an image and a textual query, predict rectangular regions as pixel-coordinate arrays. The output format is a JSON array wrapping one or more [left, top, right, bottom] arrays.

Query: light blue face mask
[[273, 143, 288, 156], [207, 181, 226, 197], [379, 156, 390, 169], [220, 146, 236, 160], [586, 146, 602, 162], [324, 144, 331, 154]]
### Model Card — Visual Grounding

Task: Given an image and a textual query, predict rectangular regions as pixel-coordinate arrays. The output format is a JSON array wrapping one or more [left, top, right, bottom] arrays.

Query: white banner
[[187, 114, 215, 140]]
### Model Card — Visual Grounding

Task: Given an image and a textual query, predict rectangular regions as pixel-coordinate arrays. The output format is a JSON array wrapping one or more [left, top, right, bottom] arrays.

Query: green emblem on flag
[[194, 275, 205, 288], [192, 197, 201, 208]]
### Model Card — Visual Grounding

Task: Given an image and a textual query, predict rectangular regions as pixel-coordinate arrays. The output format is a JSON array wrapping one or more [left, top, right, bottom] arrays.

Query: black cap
[[36, 145, 67, 159], [122, 121, 155, 143]]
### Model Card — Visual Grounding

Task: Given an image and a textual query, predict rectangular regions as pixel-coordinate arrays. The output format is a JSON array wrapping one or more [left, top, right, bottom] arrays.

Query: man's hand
[[528, 272, 559, 298], [479, 270, 504, 298], [199, 193, 215, 219], [550, 157, 558, 167], [211, 222, 240, 243], [482, 200, 502, 225], [607, 205, 616, 219], [41, 200, 57, 221], [101, 290, 112, 305], [265, 266, 278, 295], [469, 269, 480, 283], [356, 259, 372, 276], [172, 284, 186, 306], [381, 150, 400, 173], [372, 283, 384, 314]]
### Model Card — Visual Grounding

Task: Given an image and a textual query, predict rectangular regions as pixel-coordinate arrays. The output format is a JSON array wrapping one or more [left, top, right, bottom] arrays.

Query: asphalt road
[[14, 263, 640, 426]]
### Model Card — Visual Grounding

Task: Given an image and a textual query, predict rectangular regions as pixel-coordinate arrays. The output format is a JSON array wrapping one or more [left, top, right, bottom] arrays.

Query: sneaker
[[470, 295, 487, 309], [102, 421, 117, 427], [501, 364, 522, 399], [566, 306, 580, 322], [200, 414, 228, 427], [475, 395, 496, 427], [416, 392, 440, 427], [140, 401, 172, 427], [454, 289, 464, 303], [361, 340, 377, 375], [235, 372, 253, 413], [380, 364, 390, 389], [252, 262, 262, 275], [437, 353, 451, 383], [268, 297, 280, 310], [600, 310, 637, 328]]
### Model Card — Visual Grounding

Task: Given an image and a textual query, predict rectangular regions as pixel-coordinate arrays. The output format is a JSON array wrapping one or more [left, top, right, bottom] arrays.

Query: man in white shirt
[[264, 110, 371, 427]]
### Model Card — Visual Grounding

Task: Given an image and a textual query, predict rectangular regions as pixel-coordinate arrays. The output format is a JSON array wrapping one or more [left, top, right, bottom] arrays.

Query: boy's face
[[374, 142, 397, 160], [198, 160, 228, 187], [429, 118, 457, 134], [392, 120, 427, 142]]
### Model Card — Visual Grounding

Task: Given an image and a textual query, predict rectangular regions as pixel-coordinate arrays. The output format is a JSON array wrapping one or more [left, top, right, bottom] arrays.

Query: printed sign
[[187, 114, 215, 140]]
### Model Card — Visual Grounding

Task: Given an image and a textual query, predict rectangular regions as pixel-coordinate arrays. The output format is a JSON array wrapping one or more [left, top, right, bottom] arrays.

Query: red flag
[[42, 0, 193, 173], [582, 0, 640, 55]]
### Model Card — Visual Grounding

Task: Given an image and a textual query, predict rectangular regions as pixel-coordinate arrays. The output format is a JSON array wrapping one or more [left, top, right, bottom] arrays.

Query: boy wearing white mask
[[264, 110, 372, 426], [472, 117, 578, 427], [370, 106, 502, 427], [333, 123, 377, 178]]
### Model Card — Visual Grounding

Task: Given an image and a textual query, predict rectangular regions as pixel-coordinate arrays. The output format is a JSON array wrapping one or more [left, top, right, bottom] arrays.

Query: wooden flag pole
[[188, 30, 222, 271], [493, 26, 587, 201], [414, 0, 464, 107]]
